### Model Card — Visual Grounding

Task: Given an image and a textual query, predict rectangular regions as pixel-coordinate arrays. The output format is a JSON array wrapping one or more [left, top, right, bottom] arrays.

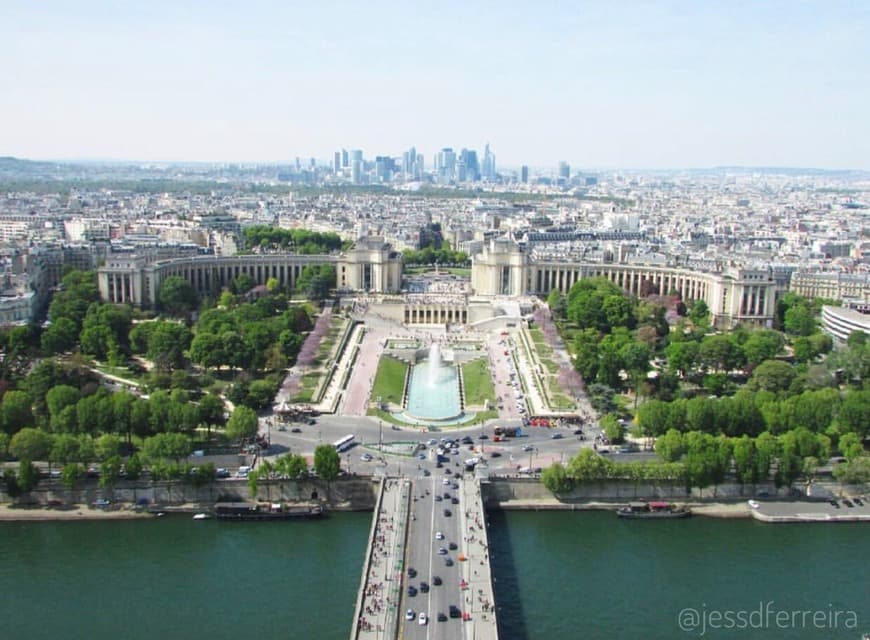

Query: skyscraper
[[334, 151, 341, 174], [482, 143, 496, 182], [558, 161, 570, 181], [521, 165, 529, 183], [341, 149, 349, 168]]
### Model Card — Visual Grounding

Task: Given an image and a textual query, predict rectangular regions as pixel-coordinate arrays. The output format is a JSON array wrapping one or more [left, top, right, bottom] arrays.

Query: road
[[399, 472, 468, 638], [260, 414, 629, 477]]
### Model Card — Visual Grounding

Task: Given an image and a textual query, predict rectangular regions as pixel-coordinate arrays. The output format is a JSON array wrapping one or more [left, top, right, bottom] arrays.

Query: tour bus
[[333, 434, 355, 452]]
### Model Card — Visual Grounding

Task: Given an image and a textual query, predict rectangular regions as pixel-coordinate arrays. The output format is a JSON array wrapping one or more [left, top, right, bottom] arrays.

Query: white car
[[405, 609, 415, 621], [360, 453, 373, 462], [435, 531, 444, 540], [418, 613, 428, 626]]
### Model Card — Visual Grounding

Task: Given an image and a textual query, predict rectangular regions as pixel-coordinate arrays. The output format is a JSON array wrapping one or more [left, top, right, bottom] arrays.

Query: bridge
[[351, 473, 499, 640]]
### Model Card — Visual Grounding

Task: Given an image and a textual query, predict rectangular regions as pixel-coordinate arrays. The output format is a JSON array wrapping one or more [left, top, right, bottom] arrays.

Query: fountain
[[403, 342, 463, 422]]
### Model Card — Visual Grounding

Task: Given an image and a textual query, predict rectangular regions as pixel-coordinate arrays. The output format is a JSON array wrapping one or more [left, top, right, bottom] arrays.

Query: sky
[[2, 0, 869, 170]]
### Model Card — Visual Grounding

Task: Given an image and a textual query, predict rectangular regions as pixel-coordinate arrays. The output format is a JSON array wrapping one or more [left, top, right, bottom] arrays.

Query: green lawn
[[461, 358, 495, 406], [371, 356, 408, 406]]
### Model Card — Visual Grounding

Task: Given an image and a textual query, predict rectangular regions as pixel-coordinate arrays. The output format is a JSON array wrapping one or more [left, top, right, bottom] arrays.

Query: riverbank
[[0, 503, 156, 521], [487, 497, 753, 518]]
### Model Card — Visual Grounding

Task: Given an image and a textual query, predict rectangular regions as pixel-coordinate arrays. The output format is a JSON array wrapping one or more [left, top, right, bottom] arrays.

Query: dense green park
[[540, 278, 870, 493], [0, 267, 331, 498], [461, 358, 495, 406]]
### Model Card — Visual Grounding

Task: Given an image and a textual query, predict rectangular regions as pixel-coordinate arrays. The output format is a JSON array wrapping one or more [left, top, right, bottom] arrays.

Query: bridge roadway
[[351, 472, 499, 640]]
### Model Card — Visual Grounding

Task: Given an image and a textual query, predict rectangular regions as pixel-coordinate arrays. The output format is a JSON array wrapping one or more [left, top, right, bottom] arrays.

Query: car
[[490, 452, 501, 458], [843, 499, 854, 508], [573, 428, 584, 435], [830, 500, 840, 509], [452, 482, 459, 489], [215, 467, 231, 478], [436, 461, 443, 468], [461, 436, 473, 445], [306, 418, 316, 425], [443, 492, 451, 499], [444, 509, 452, 517], [435, 531, 444, 540], [361, 453, 373, 462], [478, 434, 488, 440], [448, 541, 457, 550], [522, 444, 534, 452], [407, 585, 417, 597], [405, 609, 415, 621], [422, 469, 431, 476], [449, 605, 461, 618], [442, 478, 450, 485], [438, 547, 448, 555], [432, 576, 442, 586], [417, 453, 426, 460], [444, 468, 452, 476], [418, 613, 428, 626], [427, 438, 438, 446], [408, 567, 417, 578], [434, 494, 443, 502], [854, 498, 865, 506], [437, 612, 447, 622], [445, 557, 454, 566], [93, 498, 111, 508], [451, 497, 459, 504], [551, 433, 564, 440], [420, 581, 429, 593]]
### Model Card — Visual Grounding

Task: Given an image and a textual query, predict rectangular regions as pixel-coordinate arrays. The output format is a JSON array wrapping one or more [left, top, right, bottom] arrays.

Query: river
[[2, 511, 867, 639]]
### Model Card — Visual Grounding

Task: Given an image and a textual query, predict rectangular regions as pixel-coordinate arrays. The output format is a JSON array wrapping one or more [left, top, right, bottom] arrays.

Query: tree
[[655, 429, 686, 462], [313, 444, 340, 481], [732, 435, 759, 484], [1, 390, 33, 435], [157, 276, 199, 317], [600, 413, 623, 444], [546, 289, 567, 319], [61, 463, 85, 491], [99, 455, 122, 489], [742, 330, 785, 367], [635, 400, 673, 438], [275, 453, 309, 478], [46, 385, 82, 423], [95, 434, 122, 461], [748, 360, 796, 394], [50, 433, 81, 466], [832, 457, 870, 484], [542, 463, 574, 493], [666, 341, 699, 378], [566, 448, 614, 482], [40, 317, 79, 355], [838, 390, 870, 438], [9, 427, 51, 461], [688, 299, 710, 325], [572, 328, 600, 382], [125, 453, 143, 480], [699, 334, 743, 372], [18, 460, 40, 493], [838, 432, 864, 461], [146, 321, 192, 372], [226, 406, 259, 442], [783, 305, 816, 336], [142, 432, 192, 462]]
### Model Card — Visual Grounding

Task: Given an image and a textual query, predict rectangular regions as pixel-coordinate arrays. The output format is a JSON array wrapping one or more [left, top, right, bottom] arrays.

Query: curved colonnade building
[[98, 237, 403, 307], [471, 237, 781, 328], [99, 235, 782, 329]]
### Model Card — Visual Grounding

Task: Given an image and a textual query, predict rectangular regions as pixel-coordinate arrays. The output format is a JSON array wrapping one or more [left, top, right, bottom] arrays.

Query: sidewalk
[[355, 478, 411, 639], [459, 477, 499, 640]]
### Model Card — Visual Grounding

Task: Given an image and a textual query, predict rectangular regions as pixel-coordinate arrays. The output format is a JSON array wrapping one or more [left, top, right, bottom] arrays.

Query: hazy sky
[[3, 1, 868, 169]]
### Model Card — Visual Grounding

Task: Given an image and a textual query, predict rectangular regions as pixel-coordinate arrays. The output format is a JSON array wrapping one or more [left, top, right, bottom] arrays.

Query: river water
[[2, 511, 867, 639]]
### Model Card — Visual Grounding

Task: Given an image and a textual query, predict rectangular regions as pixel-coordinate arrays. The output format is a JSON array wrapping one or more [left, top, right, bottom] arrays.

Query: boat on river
[[617, 501, 691, 519], [214, 502, 324, 521]]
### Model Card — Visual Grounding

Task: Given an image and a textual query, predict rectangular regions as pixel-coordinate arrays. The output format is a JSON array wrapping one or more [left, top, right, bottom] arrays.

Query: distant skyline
[[3, 1, 869, 170]]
